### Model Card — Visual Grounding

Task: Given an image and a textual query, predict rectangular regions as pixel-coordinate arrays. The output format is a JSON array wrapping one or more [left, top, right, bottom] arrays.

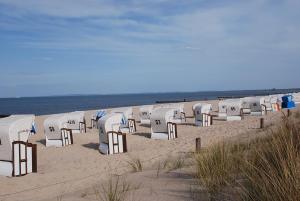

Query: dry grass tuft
[[94, 176, 140, 201], [127, 157, 143, 172]]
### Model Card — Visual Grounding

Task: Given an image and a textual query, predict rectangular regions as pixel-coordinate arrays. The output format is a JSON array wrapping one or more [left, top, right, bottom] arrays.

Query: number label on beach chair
[[67, 120, 75, 124], [49, 127, 55, 132]]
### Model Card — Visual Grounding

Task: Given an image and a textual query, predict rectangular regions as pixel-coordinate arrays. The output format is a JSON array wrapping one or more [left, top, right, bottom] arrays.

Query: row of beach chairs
[[0, 92, 299, 177]]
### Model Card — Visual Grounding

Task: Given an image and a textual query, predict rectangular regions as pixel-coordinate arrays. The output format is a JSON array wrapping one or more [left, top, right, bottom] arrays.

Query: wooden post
[[210, 115, 213, 125], [196, 138, 201, 152], [260, 118, 264, 129], [32, 144, 37, 173], [287, 109, 291, 117]]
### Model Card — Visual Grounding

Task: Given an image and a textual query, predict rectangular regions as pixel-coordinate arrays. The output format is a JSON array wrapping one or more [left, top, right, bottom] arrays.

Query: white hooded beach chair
[[241, 97, 266, 116], [292, 92, 300, 104], [193, 103, 212, 127], [263, 96, 274, 112], [218, 99, 242, 121], [150, 108, 178, 140], [111, 107, 136, 133], [158, 103, 186, 123], [139, 105, 154, 125], [91, 110, 107, 128], [66, 111, 86, 133], [44, 114, 73, 147], [270, 95, 282, 111], [98, 113, 127, 155], [0, 115, 37, 177]]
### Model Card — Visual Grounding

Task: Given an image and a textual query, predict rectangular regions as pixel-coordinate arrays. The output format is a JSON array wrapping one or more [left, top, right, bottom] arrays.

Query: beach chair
[[218, 99, 242, 121], [263, 96, 274, 112], [0, 115, 37, 177], [270, 95, 281, 111], [150, 108, 178, 140], [67, 111, 86, 133], [158, 103, 186, 123], [193, 103, 212, 127], [111, 107, 136, 133], [241, 97, 266, 116], [98, 113, 127, 155], [139, 105, 154, 125], [44, 114, 73, 147], [292, 92, 300, 104], [91, 110, 107, 128]]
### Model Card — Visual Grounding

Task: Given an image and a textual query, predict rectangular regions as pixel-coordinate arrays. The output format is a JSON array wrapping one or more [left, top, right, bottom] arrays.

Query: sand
[[0, 100, 295, 201]]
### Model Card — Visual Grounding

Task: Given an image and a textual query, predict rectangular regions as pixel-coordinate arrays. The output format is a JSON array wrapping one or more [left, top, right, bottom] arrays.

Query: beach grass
[[94, 176, 139, 201], [127, 157, 143, 172], [194, 114, 300, 201]]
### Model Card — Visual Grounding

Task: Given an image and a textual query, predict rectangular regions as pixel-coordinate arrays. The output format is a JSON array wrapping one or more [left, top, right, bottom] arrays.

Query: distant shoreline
[[1, 87, 299, 99], [0, 88, 299, 115]]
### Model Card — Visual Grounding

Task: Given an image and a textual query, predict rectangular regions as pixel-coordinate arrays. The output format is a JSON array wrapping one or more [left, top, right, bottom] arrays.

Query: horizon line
[[1, 87, 299, 99]]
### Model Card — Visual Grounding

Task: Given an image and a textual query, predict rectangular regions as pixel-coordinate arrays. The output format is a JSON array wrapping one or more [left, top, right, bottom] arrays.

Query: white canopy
[[193, 103, 212, 114], [192, 103, 202, 111], [0, 115, 35, 161], [111, 107, 133, 120], [158, 103, 185, 123]]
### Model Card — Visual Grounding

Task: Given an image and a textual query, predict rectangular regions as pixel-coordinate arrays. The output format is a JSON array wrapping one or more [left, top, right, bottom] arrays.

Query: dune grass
[[127, 157, 143, 173], [94, 176, 139, 201], [194, 113, 300, 201]]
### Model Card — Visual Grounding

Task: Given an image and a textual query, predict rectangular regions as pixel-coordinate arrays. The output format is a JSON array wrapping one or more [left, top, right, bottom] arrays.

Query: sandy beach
[[0, 100, 296, 201]]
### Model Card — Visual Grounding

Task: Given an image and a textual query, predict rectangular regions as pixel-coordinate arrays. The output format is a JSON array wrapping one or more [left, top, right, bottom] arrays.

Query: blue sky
[[0, 0, 299, 98]]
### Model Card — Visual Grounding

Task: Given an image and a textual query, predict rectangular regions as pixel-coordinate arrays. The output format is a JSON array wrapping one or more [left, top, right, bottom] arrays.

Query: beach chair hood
[[0, 115, 35, 161]]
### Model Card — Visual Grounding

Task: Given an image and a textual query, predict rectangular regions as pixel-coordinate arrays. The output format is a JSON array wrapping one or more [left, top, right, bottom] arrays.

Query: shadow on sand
[[82, 143, 99, 150], [132, 132, 151, 139], [36, 139, 46, 146]]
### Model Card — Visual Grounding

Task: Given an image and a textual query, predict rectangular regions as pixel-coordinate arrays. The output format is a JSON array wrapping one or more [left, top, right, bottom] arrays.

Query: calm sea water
[[0, 89, 298, 115]]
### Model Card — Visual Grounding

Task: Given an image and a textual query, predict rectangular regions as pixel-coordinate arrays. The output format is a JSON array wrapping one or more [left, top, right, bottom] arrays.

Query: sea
[[0, 89, 299, 115]]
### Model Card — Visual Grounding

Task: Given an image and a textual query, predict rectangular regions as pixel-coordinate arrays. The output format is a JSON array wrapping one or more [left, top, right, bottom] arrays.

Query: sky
[[0, 0, 299, 98]]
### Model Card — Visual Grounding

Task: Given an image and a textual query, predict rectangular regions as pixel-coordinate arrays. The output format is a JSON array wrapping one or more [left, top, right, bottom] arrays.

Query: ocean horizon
[[1, 88, 299, 115]]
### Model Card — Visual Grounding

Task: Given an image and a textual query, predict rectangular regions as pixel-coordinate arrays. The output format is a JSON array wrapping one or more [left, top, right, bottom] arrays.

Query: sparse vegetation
[[154, 154, 190, 178], [94, 176, 139, 201], [194, 113, 300, 201], [162, 155, 186, 171], [127, 157, 143, 172]]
